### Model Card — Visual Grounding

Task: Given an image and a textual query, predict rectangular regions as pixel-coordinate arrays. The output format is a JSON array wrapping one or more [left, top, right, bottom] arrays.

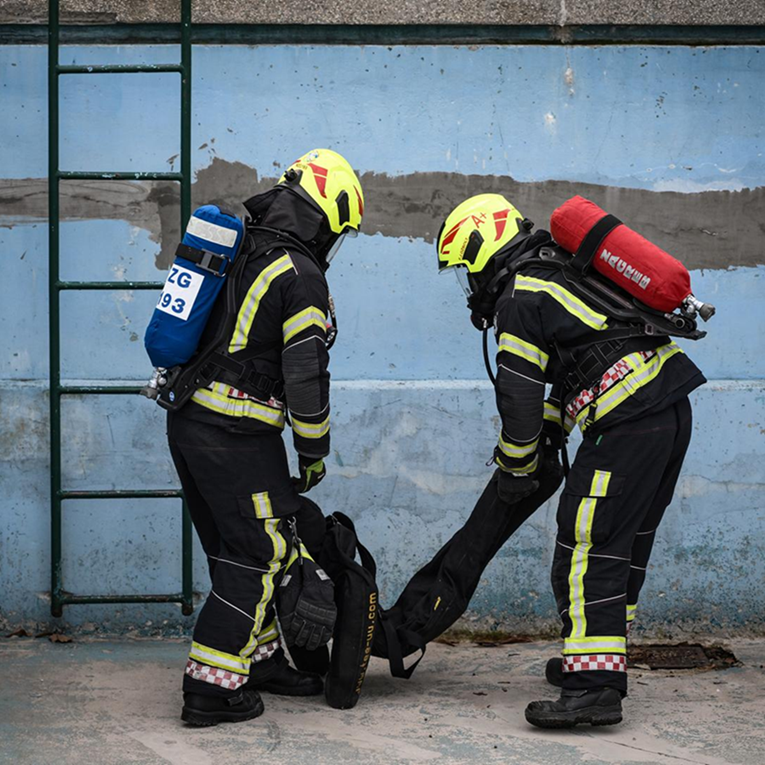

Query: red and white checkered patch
[[185, 659, 248, 690], [225, 386, 284, 409], [567, 350, 656, 420], [251, 637, 282, 663], [563, 654, 627, 673]]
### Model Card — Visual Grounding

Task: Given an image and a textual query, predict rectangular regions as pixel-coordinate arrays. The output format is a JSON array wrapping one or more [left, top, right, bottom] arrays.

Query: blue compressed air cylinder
[[144, 205, 244, 368]]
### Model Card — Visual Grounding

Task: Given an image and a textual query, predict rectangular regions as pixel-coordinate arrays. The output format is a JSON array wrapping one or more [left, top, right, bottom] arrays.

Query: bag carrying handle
[[328, 512, 378, 587], [381, 615, 427, 680], [331, 512, 377, 578]]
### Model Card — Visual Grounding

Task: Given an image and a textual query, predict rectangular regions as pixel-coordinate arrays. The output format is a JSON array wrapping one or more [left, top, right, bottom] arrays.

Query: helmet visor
[[326, 227, 358, 263], [325, 235, 344, 264], [441, 266, 473, 298]]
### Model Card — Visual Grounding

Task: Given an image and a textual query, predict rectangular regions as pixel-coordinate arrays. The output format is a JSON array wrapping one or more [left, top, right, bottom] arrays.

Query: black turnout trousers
[[552, 396, 693, 693], [168, 406, 310, 697], [378, 451, 564, 667]]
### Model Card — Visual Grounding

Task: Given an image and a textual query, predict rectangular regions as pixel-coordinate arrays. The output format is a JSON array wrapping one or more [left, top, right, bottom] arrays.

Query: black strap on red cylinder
[[567, 213, 622, 275]]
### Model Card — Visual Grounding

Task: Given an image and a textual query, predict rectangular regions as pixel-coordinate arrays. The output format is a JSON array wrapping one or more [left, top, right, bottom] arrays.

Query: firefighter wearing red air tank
[[437, 193, 705, 729]]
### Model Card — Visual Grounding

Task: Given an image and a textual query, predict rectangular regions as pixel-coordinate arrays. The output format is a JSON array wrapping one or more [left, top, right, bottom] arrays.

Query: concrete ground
[[1, 637, 764, 765]]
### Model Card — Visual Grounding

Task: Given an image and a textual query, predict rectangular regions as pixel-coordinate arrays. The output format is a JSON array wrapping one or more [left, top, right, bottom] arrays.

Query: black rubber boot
[[181, 689, 264, 727], [525, 687, 623, 729], [249, 662, 324, 697], [545, 657, 564, 688]]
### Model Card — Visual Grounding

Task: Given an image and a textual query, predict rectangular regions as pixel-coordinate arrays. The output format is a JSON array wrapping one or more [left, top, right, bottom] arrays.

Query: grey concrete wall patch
[[2, 0, 765, 26]]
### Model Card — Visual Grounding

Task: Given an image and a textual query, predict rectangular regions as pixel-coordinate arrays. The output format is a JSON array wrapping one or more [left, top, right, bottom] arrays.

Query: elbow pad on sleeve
[[282, 338, 326, 415]]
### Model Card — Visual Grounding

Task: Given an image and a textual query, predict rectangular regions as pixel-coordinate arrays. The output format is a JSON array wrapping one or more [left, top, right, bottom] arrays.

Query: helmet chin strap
[[465, 256, 519, 325], [464, 223, 544, 328]]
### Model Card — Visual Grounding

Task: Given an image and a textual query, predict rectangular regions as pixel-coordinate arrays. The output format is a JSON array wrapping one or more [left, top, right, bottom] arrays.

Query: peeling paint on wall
[[2, 163, 763, 271]]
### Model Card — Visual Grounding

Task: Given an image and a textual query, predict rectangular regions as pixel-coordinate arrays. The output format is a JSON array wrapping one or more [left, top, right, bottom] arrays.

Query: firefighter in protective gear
[[438, 193, 705, 729], [169, 148, 364, 727]]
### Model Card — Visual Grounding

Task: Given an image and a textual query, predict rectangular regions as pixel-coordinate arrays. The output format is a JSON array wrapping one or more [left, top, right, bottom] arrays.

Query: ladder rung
[[60, 490, 183, 500], [58, 171, 183, 181], [58, 64, 184, 75], [59, 385, 144, 395], [60, 594, 188, 606], [57, 280, 163, 290]]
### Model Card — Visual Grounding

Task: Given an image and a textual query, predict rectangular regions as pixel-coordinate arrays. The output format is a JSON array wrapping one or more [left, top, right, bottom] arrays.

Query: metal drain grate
[[629, 643, 739, 670]]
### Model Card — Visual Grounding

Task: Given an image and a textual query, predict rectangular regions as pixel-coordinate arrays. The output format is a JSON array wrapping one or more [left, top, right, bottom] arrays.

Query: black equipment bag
[[372, 452, 564, 678], [319, 512, 379, 709], [286, 458, 562, 698]]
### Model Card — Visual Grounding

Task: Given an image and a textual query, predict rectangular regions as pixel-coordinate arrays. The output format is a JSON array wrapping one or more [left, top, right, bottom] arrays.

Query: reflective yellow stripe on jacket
[[496, 452, 539, 475], [282, 306, 327, 344], [575, 343, 684, 429], [229, 253, 295, 353], [191, 382, 285, 428], [514, 275, 608, 331], [291, 415, 330, 439], [544, 400, 575, 434], [498, 333, 549, 372], [498, 433, 539, 459]]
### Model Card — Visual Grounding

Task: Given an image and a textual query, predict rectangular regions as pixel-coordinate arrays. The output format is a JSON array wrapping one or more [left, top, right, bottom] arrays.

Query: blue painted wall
[[1, 43, 763, 634]]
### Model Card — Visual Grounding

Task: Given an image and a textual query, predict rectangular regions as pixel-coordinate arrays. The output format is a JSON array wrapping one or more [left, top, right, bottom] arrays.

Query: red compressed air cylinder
[[550, 196, 692, 313]]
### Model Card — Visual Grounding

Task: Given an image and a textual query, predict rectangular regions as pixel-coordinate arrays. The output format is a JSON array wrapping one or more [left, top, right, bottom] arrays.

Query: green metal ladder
[[48, 0, 194, 617]]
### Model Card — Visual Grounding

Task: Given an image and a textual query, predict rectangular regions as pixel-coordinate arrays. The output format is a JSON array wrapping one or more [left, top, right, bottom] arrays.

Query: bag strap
[[329, 512, 428, 680], [332, 512, 379, 580], [380, 611, 427, 679], [328, 512, 378, 585], [175, 243, 229, 276], [354, 538, 378, 580]]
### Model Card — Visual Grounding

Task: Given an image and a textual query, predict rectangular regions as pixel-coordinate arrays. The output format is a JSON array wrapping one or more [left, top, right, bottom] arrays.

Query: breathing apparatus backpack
[[140, 201, 334, 409], [551, 196, 714, 319], [144, 205, 245, 371], [477, 197, 715, 401], [560, 196, 713, 344]]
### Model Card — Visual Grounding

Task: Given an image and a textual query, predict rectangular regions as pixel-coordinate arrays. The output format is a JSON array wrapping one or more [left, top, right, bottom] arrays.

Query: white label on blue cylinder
[[156, 265, 203, 321], [186, 216, 239, 247]]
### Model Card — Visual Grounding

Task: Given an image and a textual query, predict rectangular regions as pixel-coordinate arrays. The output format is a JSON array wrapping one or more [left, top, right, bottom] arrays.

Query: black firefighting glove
[[278, 541, 336, 651], [494, 434, 564, 505], [495, 468, 539, 505], [493, 443, 540, 505], [292, 455, 326, 494], [539, 439, 564, 485]]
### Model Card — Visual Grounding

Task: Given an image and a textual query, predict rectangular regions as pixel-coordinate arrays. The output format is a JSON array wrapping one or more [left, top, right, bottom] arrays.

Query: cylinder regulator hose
[[482, 327, 496, 387]]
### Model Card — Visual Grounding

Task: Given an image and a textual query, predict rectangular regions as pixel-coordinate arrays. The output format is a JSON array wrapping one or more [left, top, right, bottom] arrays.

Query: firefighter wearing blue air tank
[[167, 150, 364, 726], [437, 194, 705, 729]]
